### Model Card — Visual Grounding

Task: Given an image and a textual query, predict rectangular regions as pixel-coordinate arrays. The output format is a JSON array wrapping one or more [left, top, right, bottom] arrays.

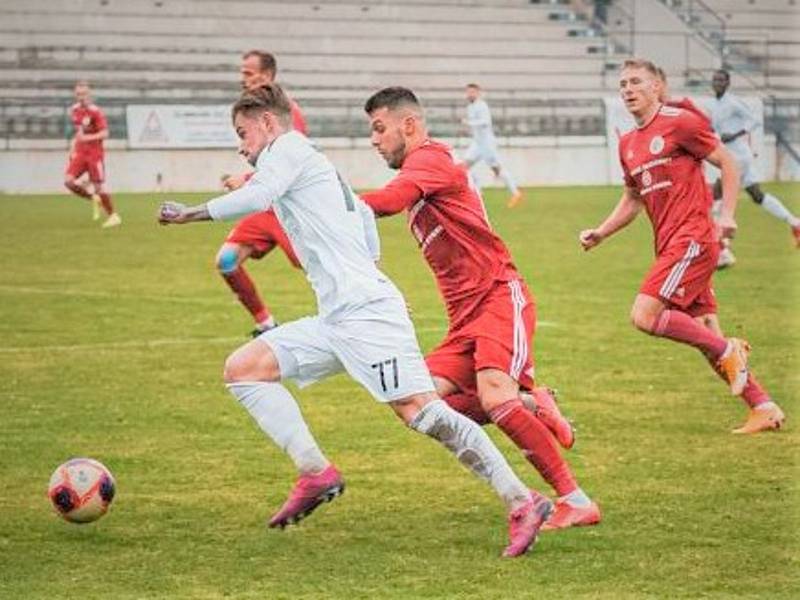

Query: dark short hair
[[466, 83, 481, 90], [232, 83, 292, 126], [622, 58, 659, 77], [364, 86, 421, 114], [713, 69, 730, 81], [243, 50, 277, 76]]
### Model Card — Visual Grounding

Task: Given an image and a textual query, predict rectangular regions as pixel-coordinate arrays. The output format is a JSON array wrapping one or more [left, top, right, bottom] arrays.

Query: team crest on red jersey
[[649, 135, 665, 155]]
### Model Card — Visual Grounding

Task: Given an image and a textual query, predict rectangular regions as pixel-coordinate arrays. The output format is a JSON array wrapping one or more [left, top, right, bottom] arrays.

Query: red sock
[[705, 356, 770, 408], [98, 192, 114, 215], [652, 309, 728, 358], [65, 181, 92, 199], [443, 392, 491, 425], [222, 268, 269, 324], [488, 399, 577, 496]]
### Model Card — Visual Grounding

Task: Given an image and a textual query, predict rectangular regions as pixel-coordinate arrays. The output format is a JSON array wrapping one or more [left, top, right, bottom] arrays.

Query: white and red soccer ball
[[48, 458, 116, 523]]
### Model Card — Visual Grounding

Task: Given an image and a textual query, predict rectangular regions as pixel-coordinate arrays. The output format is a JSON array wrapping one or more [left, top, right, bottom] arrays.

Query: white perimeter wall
[[0, 135, 791, 194]]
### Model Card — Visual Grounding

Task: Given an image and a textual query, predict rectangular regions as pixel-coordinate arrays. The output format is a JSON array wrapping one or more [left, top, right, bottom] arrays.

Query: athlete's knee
[[747, 185, 763, 204], [216, 246, 240, 274], [630, 305, 658, 334]]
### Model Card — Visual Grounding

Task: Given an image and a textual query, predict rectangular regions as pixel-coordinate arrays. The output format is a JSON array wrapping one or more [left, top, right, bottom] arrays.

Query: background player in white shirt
[[462, 83, 523, 208], [709, 69, 800, 265], [157, 84, 553, 557]]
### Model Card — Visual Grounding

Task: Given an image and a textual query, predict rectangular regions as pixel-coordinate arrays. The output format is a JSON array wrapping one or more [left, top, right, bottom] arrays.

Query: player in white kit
[[157, 84, 553, 557], [709, 70, 800, 267], [462, 83, 523, 208]]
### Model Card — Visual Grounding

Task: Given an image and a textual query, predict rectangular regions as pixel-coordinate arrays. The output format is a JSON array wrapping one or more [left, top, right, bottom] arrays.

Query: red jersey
[[69, 102, 107, 156], [665, 97, 711, 127], [289, 100, 308, 136], [361, 140, 520, 329], [619, 105, 719, 255]]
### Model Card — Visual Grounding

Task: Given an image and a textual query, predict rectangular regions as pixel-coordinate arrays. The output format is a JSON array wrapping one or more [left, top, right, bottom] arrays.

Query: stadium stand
[[0, 0, 796, 142], [0, 0, 618, 138], [662, 0, 800, 91]]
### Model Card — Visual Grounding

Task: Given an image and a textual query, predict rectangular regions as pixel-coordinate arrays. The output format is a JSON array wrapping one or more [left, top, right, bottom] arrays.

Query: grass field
[[1, 184, 798, 599]]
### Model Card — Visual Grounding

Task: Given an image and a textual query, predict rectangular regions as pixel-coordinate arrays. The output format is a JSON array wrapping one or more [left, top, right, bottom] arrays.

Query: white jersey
[[709, 92, 758, 157], [466, 99, 496, 147], [207, 130, 396, 319]]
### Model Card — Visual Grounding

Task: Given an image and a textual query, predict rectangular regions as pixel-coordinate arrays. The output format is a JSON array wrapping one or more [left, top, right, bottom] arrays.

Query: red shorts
[[225, 210, 300, 267], [426, 279, 536, 395], [65, 153, 105, 183], [640, 238, 718, 317]]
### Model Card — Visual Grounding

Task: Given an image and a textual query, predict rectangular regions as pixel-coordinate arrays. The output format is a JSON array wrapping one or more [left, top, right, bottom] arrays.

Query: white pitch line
[[0, 336, 243, 354]]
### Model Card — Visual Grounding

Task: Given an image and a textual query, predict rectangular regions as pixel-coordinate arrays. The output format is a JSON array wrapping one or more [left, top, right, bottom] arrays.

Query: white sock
[[761, 194, 800, 227], [561, 488, 591, 508], [498, 168, 518, 195], [409, 400, 531, 510], [226, 381, 329, 474], [755, 401, 777, 412]]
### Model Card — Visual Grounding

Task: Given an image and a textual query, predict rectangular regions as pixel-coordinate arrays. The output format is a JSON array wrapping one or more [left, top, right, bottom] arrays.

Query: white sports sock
[[498, 167, 518, 195], [409, 399, 530, 510], [761, 194, 800, 227], [227, 381, 329, 474]]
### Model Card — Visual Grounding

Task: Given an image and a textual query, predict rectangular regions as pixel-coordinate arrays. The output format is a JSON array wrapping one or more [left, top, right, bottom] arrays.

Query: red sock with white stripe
[[222, 268, 270, 324], [705, 356, 770, 409], [652, 309, 728, 358], [98, 192, 114, 215], [488, 398, 577, 496]]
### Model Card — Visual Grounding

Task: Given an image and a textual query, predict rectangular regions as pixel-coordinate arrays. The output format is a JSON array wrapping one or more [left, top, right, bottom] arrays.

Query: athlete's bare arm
[[579, 186, 643, 251], [704, 145, 740, 238]]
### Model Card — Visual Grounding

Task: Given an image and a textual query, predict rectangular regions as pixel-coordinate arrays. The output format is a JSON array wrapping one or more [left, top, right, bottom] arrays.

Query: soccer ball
[[48, 458, 116, 523]]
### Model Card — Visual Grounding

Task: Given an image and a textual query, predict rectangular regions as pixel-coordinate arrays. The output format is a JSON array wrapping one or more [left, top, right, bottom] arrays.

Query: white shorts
[[464, 141, 502, 168], [258, 296, 435, 402], [726, 142, 759, 188]]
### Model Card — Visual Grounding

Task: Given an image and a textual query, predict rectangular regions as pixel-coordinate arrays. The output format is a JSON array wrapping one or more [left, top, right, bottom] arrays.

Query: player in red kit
[[216, 50, 307, 336], [362, 87, 600, 530], [64, 81, 120, 228], [579, 59, 785, 434]]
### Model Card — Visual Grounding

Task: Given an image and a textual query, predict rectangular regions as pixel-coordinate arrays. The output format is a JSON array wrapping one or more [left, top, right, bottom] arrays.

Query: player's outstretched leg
[[635, 296, 750, 395], [749, 186, 800, 247], [398, 397, 553, 557], [225, 338, 343, 528], [227, 380, 343, 528], [487, 397, 600, 531], [97, 191, 121, 228], [703, 352, 786, 434], [217, 243, 276, 336]]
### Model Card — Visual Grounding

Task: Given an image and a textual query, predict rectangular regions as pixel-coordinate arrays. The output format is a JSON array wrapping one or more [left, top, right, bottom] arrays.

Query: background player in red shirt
[[64, 80, 120, 228], [361, 87, 601, 530], [579, 59, 785, 434], [216, 50, 308, 336]]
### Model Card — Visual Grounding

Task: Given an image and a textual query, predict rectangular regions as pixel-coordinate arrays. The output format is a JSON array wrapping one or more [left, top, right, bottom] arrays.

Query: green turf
[[0, 184, 798, 599]]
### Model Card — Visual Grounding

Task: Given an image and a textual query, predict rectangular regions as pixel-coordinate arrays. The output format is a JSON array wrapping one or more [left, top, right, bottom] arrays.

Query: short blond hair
[[622, 59, 660, 77]]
